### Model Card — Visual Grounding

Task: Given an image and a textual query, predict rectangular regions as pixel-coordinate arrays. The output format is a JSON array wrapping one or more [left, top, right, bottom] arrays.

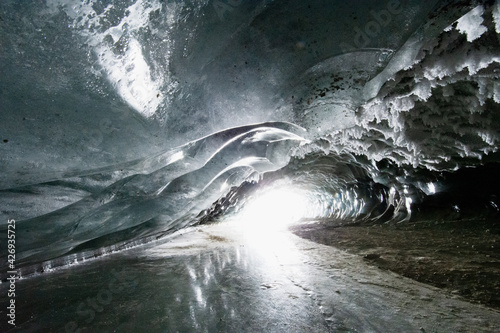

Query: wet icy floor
[[2, 221, 500, 332]]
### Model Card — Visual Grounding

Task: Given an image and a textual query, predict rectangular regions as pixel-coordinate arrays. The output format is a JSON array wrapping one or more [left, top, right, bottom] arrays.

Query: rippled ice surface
[[1, 0, 500, 331], [3, 222, 499, 332]]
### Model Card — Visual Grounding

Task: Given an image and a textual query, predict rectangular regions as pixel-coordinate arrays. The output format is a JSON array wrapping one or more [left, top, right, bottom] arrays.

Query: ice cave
[[1, 0, 500, 331]]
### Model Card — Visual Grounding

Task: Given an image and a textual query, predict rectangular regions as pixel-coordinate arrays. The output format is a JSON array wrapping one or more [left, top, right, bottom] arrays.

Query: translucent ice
[[0, 0, 499, 277]]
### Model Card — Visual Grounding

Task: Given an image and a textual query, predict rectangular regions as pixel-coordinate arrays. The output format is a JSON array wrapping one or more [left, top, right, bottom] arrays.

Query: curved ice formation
[[0, 123, 307, 270], [1, 0, 500, 276]]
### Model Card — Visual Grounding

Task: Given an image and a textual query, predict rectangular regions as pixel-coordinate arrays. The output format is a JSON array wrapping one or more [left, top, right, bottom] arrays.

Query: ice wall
[[1, 0, 499, 274]]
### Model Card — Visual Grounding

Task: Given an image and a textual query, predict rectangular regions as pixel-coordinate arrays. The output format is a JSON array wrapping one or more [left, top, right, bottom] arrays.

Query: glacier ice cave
[[1, 0, 500, 331]]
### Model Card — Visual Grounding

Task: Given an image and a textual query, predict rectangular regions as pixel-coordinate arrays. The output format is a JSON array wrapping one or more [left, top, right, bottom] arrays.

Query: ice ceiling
[[1, 0, 500, 274]]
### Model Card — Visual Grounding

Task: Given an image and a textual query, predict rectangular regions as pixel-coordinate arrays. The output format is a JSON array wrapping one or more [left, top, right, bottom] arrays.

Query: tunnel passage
[[1, 0, 500, 331]]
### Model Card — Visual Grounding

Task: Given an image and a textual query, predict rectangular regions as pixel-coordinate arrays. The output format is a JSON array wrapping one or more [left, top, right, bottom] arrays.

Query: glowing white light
[[427, 182, 436, 194], [238, 188, 308, 231], [230, 187, 309, 263]]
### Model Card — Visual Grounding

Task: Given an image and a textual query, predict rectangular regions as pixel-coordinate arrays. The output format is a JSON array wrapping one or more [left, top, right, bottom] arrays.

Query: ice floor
[[3, 221, 499, 332]]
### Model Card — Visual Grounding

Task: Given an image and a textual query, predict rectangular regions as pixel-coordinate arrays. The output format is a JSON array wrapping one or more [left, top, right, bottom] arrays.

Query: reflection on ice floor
[[4, 221, 500, 332]]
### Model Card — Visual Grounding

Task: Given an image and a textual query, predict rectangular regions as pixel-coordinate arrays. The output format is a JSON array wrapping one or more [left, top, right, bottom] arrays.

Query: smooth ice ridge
[[0, 123, 307, 273]]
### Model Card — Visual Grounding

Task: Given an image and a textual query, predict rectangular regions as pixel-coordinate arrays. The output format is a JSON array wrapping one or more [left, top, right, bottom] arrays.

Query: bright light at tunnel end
[[236, 187, 310, 232]]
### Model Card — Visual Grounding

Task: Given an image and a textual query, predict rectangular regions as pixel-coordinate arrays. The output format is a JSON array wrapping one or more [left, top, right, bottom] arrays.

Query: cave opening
[[1, 0, 500, 331]]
